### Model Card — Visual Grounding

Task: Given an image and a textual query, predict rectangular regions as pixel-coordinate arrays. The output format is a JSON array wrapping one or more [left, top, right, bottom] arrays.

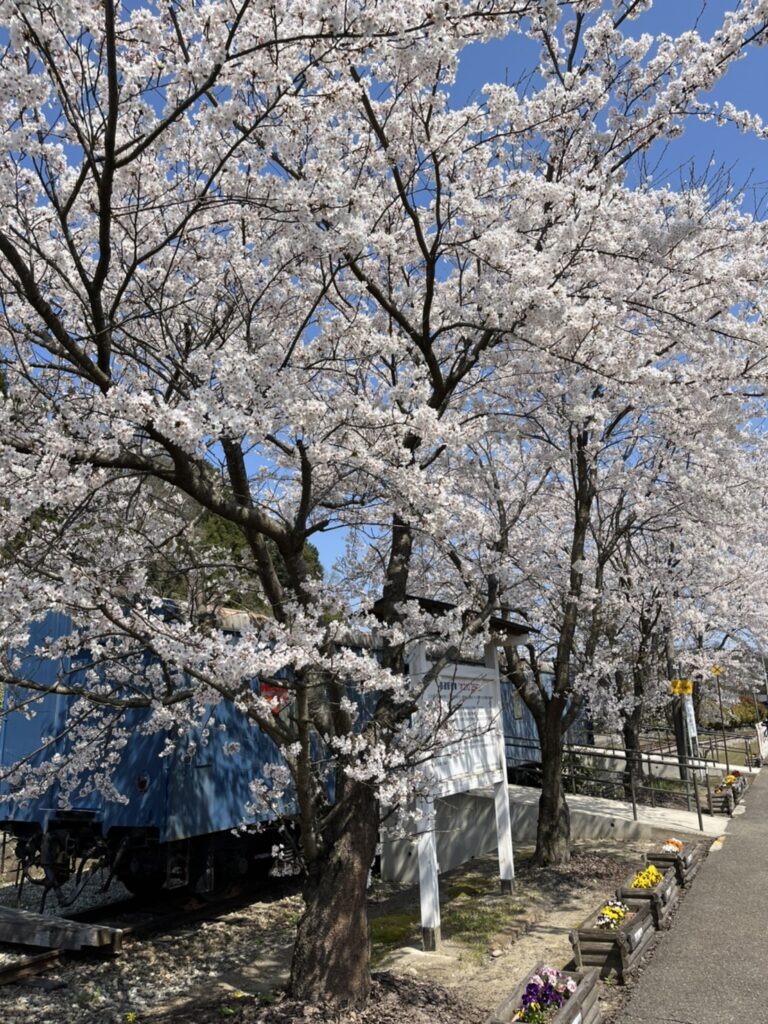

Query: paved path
[[508, 783, 725, 840], [620, 768, 768, 1024]]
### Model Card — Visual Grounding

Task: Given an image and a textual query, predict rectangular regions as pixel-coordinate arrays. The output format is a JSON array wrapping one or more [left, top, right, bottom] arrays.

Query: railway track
[[0, 949, 61, 987], [0, 875, 300, 987]]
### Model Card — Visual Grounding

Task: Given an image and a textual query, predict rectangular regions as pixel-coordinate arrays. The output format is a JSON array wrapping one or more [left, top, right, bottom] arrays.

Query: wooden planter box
[[733, 776, 748, 801], [708, 787, 735, 816], [709, 775, 747, 816], [615, 866, 679, 930], [644, 841, 706, 888], [569, 899, 654, 982], [486, 962, 601, 1024]]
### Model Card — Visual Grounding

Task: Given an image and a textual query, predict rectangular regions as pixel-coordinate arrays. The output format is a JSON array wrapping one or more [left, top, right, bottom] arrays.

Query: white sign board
[[408, 641, 514, 949], [682, 694, 699, 755], [418, 660, 504, 797]]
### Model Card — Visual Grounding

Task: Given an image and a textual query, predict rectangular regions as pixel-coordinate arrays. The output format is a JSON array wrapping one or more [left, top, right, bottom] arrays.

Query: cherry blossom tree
[[586, 432, 768, 784], [462, 358, 768, 860], [668, 492, 768, 731], [2, 0, 768, 1004]]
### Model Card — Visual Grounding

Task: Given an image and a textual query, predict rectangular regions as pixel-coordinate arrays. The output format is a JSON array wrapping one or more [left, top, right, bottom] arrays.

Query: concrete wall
[[569, 747, 690, 781], [380, 784, 709, 883], [380, 789, 544, 884], [380, 791, 502, 884]]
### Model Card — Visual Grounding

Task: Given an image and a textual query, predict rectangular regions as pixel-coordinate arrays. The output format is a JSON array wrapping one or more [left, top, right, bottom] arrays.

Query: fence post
[[705, 773, 713, 816], [692, 772, 704, 832], [630, 770, 638, 822], [682, 757, 692, 813]]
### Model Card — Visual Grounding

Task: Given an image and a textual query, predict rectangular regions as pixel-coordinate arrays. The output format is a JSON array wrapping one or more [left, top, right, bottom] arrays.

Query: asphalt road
[[621, 768, 768, 1024]]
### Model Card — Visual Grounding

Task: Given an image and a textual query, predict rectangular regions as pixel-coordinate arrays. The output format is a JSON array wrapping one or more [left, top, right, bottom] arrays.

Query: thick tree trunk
[[289, 782, 379, 1007], [530, 427, 591, 868], [534, 710, 570, 865]]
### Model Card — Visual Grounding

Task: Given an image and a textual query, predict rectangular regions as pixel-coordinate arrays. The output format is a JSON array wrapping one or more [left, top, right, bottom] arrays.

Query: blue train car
[[0, 604, 589, 901], [501, 669, 592, 782], [0, 611, 289, 897]]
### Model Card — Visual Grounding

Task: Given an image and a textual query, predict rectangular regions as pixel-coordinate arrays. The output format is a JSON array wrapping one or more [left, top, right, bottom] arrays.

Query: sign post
[[485, 642, 515, 894], [671, 678, 699, 777], [416, 797, 441, 951], [409, 640, 514, 949]]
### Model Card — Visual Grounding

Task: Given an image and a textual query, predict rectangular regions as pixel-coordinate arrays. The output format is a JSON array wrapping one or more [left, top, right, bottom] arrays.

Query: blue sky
[[455, 2, 768, 202], [313, 1, 768, 572]]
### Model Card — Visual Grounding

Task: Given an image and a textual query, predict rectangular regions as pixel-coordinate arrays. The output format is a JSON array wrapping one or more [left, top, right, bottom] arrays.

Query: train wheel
[[116, 865, 167, 897], [116, 840, 207, 897]]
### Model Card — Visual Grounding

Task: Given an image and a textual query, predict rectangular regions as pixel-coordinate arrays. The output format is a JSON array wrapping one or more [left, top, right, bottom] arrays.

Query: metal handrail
[[505, 735, 737, 830], [507, 735, 718, 773]]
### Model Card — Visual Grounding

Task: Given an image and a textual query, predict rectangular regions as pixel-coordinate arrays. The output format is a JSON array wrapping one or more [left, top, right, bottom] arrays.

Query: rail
[[0, 873, 300, 987], [568, 725, 760, 773], [504, 736, 748, 831], [696, 728, 760, 773]]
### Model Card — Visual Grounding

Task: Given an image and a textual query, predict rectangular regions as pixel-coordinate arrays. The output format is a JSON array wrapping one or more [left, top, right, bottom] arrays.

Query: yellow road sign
[[671, 678, 694, 695]]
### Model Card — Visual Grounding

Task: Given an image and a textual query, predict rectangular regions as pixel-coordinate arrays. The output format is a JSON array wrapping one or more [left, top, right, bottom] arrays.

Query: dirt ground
[[135, 836, 671, 1024]]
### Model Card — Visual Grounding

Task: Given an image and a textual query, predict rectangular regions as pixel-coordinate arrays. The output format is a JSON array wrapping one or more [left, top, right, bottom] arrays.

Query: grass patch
[[709, 748, 748, 767], [370, 900, 526, 966], [447, 873, 498, 900], [370, 864, 528, 965], [370, 910, 420, 950], [442, 897, 525, 951]]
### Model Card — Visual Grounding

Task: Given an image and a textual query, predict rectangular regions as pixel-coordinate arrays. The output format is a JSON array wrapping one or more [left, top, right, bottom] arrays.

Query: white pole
[[416, 798, 441, 950], [409, 641, 442, 950], [485, 642, 515, 892]]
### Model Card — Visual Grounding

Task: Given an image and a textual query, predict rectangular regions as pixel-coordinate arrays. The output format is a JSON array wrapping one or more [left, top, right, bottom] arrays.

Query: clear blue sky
[[455, 1, 768, 201], [313, 1, 768, 573]]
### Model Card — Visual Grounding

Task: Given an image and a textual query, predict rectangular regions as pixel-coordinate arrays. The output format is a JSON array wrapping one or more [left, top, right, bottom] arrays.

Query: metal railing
[[572, 724, 759, 773], [696, 728, 759, 773], [504, 736, 748, 832]]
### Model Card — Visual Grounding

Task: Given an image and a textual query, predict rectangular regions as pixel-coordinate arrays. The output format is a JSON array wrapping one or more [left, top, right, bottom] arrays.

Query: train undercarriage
[[3, 813, 292, 909]]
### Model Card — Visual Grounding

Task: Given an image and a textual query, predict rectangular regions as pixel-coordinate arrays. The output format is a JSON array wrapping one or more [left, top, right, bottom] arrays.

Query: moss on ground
[[370, 874, 526, 964], [370, 910, 421, 951], [443, 896, 525, 952], [446, 873, 498, 900]]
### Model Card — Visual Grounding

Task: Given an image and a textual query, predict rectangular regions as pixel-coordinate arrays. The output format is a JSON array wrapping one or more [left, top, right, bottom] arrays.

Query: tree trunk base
[[289, 785, 378, 1008], [535, 720, 572, 866]]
